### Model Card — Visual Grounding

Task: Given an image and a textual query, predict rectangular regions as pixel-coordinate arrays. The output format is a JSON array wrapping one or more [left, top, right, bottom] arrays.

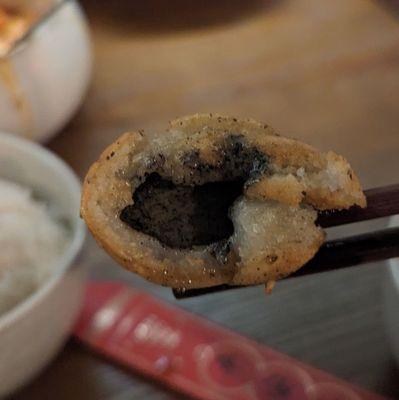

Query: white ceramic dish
[[0, 0, 91, 142], [0, 132, 86, 398], [384, 216, 399, 364]]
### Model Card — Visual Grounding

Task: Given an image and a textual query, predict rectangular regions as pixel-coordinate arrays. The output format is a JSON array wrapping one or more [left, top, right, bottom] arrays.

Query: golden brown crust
[[169, 113, 278, 137], [81, 114, 366, 289]]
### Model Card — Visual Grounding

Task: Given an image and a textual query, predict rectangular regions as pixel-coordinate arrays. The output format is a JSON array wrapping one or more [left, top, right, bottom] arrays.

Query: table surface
[[15, 0, 399, 398]]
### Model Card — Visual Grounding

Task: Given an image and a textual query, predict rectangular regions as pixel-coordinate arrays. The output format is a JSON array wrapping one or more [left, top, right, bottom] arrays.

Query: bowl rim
[[388, 216, 399, 286], [0, 131, 85, 330]]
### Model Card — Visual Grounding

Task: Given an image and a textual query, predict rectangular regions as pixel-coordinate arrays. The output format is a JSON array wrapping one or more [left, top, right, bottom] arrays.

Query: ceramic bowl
[[0, 132, 86, 397], [0, 0, 91, 142], [384, 216, 399, 364]]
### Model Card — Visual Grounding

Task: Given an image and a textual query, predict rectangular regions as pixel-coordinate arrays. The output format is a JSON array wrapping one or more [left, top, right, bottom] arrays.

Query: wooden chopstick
[[173, 184, 399, 299], [174, 227, 399, 299], [293, 226, 399, 276], [317, 184, 399, 227]]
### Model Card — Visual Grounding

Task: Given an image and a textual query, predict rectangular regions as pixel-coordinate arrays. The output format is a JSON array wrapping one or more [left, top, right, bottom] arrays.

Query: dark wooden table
[[14, 0, 399, 398]]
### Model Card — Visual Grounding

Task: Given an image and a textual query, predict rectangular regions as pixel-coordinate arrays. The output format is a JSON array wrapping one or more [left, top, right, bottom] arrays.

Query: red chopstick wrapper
[[73, 282, 389, 400]]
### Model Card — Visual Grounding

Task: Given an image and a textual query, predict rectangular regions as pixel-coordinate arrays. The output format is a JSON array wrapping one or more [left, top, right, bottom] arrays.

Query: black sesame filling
[[120, 173, 243, 248], [120, 135, 268, 250]]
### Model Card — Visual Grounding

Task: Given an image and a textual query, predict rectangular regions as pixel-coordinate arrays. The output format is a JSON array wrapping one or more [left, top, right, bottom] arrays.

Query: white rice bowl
[[0, 178, 69, 315]]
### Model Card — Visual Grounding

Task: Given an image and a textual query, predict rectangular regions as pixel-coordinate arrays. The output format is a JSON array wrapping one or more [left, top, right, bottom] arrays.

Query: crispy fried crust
[[81, 114, 366, 289]]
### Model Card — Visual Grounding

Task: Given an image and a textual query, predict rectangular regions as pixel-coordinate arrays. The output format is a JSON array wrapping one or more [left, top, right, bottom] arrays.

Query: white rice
[[0, 178, 69, 316]]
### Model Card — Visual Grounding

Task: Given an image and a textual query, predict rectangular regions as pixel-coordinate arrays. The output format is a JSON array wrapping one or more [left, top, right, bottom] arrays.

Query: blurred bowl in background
[[0, 132, 86, 397], [0, 0, 91, 142], [384, 216, 399, 365]]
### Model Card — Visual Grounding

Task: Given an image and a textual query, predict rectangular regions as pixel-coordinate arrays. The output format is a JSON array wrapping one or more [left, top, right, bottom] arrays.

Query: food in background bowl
[[0, 6, 32, 56], [81, 113, 366, 290], [0, 1, 57, 55], [0, 178, 69, 315]]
